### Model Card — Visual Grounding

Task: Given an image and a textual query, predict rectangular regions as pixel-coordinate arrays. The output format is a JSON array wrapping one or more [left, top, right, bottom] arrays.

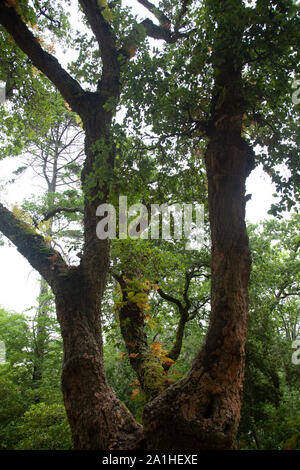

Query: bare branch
[[157, 287, 184, 311]]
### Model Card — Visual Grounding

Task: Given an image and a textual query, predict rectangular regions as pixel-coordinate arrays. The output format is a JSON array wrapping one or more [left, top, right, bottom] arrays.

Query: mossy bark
[[117, 276, 168, 401]]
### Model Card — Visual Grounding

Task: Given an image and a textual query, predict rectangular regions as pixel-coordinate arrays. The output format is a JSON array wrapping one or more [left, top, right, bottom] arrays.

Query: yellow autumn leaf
[[130, 388, 140, 400], [150, 342, 167, 357], [117, 352, 127, 360], [145, 315, 157, 329]]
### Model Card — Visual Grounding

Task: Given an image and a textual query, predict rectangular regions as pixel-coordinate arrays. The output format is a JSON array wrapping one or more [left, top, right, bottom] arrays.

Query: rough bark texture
[[55, 268, 145, 450], [116, 275, 168, 401], [0, 0, 145, 450], [142, 126, 254, 449]]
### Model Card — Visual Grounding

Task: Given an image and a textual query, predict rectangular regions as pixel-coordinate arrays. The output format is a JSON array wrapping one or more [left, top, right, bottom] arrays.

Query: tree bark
[[115, 275, 168, 402], [56, 96, 147, 447], [143, 126, 254, 449], [0, 1, 144, 448], [55, 268, 144, 450]]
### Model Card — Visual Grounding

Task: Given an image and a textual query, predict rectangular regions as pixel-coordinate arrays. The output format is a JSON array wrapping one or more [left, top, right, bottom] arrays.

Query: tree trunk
[[0, 0, 257, 450], [55, 267, 144, 450], [116, 275, 168, 402], [32, 278, 50, 398], [143, 124, 254, 449]]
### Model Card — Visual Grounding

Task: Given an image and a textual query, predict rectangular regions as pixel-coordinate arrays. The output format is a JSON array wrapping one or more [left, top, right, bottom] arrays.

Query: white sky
[[0, 160, 277, 313], [0, 0, 285, 313]]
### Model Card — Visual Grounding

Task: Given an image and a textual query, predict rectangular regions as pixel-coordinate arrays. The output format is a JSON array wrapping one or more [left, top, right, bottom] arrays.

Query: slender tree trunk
[[32, 163, 57, 397], [116, 275, 168, 402], [32, 278, 50, 396]]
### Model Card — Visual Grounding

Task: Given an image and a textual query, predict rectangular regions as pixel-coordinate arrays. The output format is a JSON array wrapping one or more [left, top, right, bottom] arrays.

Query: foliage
[[16, 402, 72, 450], [0, 307, 64, 449], [237, 214, 300, 449]]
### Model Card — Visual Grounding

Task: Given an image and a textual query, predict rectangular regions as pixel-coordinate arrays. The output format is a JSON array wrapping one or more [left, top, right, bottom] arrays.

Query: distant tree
[[238, 214, 300, 449]]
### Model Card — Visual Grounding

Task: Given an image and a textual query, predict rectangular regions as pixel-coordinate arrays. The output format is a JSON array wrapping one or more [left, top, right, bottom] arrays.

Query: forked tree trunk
[[0, 0, 256, 450]]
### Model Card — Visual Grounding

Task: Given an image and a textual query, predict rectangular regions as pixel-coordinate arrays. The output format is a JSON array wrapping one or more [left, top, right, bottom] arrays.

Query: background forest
[[1, 214, 299, 450], [0, 0, 299, 451]]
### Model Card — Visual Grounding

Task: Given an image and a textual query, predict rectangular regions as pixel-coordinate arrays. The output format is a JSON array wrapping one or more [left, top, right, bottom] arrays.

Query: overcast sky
[[0, 160, 277, 313]]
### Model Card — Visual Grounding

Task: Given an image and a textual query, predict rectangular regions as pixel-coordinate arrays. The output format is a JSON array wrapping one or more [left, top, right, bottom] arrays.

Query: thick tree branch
[[166, 311, 189, 367], [137, 0, 191, 43], [0, 202, 70, 290], [0, 1, 85, 113], [140, 18, 176, 43], [157, 287, 184, 311], [42, 207, 83, 223], [78, 0, 120, 91], [137, 0, 171, 27]]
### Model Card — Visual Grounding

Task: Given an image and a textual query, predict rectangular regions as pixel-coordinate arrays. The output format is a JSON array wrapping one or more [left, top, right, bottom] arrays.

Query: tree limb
[[156, 286, 189, 369], [0, 0, 84, 114], [157, 287, 184, 311], [140, 18, 174, 42], [0, 202, 70, 290], [137, 0, 171, 27], [78, 0, 120, 91], [42, 207, 83, 223], [165, 311, 189, 368], [137, 0, 191, 43]]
